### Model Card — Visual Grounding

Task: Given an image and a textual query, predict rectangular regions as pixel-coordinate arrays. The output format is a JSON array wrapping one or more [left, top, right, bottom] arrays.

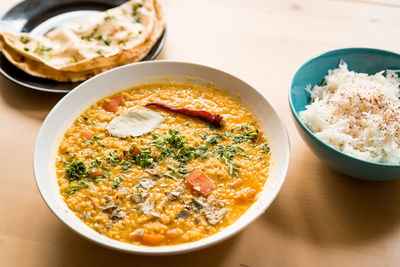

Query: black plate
[[0, 0, 166, 93]]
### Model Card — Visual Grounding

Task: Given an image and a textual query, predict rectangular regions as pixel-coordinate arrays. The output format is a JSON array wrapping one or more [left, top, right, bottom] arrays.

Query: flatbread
[[0, 0, 165, 82]]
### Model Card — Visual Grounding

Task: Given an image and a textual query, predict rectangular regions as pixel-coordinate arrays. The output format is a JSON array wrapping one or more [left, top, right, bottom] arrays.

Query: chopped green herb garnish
[[97, 51, 105, 57], [164, 173, 176, 180], [34, 43, 53, 53], [134, 147, 154, 168], [110, 177, 122, 189], [103, 39, 111, 46], [79, 34, 92, 41], [24, 47, 30, 52], [233, 130, 258, 144], [70, 55, 79, 63], [207, 134, 220, 145], [64, 179, 90, 195], [20, 36, 30, 44], [240, 124, 250, 131], [214, 144, 237, 162], [105, 153, 120, 166], [132, 3, 143, 16], [167, 165, 176, 173], [260, 143, 270, 154], [228, 163, 239, 176], [178, 167, 190, 176], [84, 140, 94, 146], [65, 160, 86, 182]]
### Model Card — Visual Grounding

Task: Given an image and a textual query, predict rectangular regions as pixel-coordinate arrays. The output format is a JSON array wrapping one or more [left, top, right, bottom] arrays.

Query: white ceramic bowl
[[33, 61, 290, 255]]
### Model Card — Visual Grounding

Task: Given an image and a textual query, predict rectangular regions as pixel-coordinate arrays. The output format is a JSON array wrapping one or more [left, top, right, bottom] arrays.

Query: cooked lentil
[[56, 82, 271, 246]]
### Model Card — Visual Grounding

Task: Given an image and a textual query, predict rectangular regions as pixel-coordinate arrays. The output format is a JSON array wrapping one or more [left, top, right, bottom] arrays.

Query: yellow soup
[[56, 82, 271, 246]]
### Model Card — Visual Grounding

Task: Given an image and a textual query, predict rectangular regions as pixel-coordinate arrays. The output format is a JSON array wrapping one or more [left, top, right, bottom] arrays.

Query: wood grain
[[0, 0, 399, 266]]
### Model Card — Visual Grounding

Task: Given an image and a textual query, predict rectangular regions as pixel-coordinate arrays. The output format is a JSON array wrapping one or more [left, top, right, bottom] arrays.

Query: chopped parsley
[[132, 3, 143, 16], [151, 129, 211, 165], [105, 152, 120, 166], [24, 47, 29, 52], [214, 144, 241, 176], [65, 160, 86, 182], [260, 143, 270, 154], [64, 179, 90, 194], [33, 43, 53, 53], [110, 177, 122, 189], [214, 144, 237, 163], [97, 51, 105, 57], [70, 55, 79, 63], [207, 134, 220, 145], [79, 34, 92, 41], [103, 39, 111, 46], [228, 163, 239, 176], [84, 140, 94, 146], [20, 36, 30, 44], [233, 130, 258, 143], [133, 146, 154, 168]]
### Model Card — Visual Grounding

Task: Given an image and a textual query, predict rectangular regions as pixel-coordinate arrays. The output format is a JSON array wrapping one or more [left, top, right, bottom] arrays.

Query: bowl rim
[[288, 47, 400, 168], [34, 60, 290, 255]]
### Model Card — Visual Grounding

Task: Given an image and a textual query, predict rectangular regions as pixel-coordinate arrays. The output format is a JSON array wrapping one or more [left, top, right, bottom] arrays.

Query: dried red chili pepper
[[145, 102, 224, 128]]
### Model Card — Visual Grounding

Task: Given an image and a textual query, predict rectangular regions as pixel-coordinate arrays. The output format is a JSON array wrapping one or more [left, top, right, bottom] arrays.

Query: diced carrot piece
[[230, 178, 243, 188], [103, 95, 125, 113], [120, 146, 140, 160], [234, 187, 257, 202], [130, 145, 141, 156], [165, 228, 183, 239], [89, 170, 104, 179], [253, 129, 263, 143], [82, 131, 93, 140], [141, 233, 164, 246], [185, 168, 215, 197], [130, 234, 141, 242]]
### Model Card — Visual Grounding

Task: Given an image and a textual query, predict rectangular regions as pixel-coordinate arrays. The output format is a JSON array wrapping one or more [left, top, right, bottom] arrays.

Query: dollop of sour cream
[[107, 110, 164, 138]]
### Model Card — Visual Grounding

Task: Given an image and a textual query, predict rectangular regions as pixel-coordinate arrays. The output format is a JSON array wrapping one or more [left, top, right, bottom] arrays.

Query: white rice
[[299, 62, 400, 164]]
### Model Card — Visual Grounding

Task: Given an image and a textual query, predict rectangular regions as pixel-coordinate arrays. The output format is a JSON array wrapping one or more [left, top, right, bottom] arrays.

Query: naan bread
[[0, 0, 164, 82]]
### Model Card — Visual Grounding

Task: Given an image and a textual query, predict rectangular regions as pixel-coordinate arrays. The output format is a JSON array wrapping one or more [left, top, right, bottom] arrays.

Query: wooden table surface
[[1, 0, 400, 266]]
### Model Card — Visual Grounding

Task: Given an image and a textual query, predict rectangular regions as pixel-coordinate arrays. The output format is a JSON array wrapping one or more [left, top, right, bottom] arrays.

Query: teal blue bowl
[[289, 48, 400, 181]]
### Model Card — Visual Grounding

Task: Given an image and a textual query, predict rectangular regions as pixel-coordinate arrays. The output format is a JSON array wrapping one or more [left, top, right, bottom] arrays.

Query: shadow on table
[[262, 162, 400, 247], [0, 76, 63, 121], [53, 224, 238, 267]]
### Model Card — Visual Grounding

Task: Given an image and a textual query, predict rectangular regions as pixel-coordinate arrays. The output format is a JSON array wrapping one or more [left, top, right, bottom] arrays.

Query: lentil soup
[[56, 82, 271, 246]]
